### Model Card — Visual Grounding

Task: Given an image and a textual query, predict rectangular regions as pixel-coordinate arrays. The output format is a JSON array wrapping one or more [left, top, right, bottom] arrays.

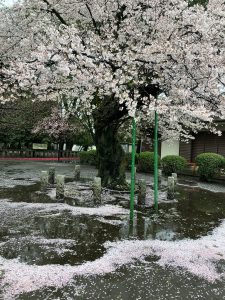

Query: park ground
[[0, 161, 225, 299]]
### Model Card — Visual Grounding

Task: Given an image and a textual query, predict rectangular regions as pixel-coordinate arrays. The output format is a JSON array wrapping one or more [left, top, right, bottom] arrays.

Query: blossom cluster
[[0, 0, 225, 137], [32, 107, 74, 141]]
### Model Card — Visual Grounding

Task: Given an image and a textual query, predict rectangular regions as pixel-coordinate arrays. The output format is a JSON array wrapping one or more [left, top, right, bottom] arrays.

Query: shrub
[[195, 153, 225, 181], [162, 155, 187, 176], [79, 150, 97, 166], [137, 151, 161, 173], [124, 152, 139, 170]]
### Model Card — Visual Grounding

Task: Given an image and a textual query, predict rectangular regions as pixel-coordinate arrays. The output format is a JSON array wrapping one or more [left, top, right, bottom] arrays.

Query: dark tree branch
[[42, 0, 68, 26], [85, 3, 101, 35]]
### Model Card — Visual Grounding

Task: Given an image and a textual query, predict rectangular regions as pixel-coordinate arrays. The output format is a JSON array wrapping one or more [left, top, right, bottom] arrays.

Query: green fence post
[[154, 110, 159, 212], [130, 118, 136, 221]]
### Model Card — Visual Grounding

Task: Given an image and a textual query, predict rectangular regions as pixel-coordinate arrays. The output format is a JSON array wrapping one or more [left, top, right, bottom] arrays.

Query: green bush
[[124, 152, 139, 170], [137, 151, 161, 173], [195, 153, 225, 181], [162, 155, 187, 175], [79, 150, 97, 166]]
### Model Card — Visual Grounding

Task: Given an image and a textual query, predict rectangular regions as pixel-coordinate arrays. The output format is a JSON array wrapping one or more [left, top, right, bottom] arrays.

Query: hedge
[[79, 150, 138, 168], [137, 151, 161, 173], [124, 152, 139, 170], [161, 155, 187, 176], [79, 150, 97, 166], [195, 152, 225, 181]]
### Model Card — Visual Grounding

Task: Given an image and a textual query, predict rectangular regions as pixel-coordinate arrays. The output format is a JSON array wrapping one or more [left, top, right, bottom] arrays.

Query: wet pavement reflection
[[0, 182, 225, 267], [0, 161, 225, 299]]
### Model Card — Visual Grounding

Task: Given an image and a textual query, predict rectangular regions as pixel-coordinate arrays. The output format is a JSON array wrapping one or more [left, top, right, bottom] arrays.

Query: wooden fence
[[0, 149, 79, 161]]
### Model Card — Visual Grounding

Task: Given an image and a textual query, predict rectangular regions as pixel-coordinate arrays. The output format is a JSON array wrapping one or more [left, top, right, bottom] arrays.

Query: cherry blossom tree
[[1, 0, 225, 186], [32, 106, 92, 150], [32, 107, 73, 149]]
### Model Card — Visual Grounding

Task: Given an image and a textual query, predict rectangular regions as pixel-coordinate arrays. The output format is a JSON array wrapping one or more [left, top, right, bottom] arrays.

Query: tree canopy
[[0, 0, 225, 185], [1, 0, 224, 135], [0, 98, 55, 148]]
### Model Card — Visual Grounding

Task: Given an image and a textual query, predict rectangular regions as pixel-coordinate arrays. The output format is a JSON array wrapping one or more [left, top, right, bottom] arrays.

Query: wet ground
[[0, 161, 225, 299]]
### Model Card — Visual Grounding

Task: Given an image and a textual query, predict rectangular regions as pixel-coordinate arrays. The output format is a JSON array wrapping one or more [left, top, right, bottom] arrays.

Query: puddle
[[0, 213, 125, 266], [0, 184, 225, 269], [0, 184, 46, 203], [0, 162, 225, 299]]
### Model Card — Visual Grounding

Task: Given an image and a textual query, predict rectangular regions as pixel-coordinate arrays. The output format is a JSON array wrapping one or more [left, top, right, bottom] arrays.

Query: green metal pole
[[130, 118, 136, 221], [154, 110, 159, 211]]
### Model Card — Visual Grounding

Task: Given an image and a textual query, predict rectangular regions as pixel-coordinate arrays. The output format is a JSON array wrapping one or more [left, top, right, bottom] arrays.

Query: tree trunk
[[136, 139, 142, 154], [65, 141, 73, 151], [57, 141, 64, 161], [58, 141, 64, 151], [93, 97, 127, 188], [95, 121, 126, 188]]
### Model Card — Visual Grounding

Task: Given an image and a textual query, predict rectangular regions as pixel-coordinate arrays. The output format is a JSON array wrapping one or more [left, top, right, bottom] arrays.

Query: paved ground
[[0, 160, 225, 193], [0, 161, 225, 300]]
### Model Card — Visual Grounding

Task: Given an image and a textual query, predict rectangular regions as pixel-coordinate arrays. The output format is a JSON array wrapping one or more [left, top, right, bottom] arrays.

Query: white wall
[[161, 139, 180, 158]]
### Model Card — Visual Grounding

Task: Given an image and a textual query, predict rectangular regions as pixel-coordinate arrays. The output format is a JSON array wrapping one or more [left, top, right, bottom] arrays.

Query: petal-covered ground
[[1, 219, 225, 299], [0, 161, 225, 299]]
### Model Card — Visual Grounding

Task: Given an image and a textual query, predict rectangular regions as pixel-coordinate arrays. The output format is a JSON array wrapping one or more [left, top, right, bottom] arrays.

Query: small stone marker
[[48, 167, 55, 185], [41, 171, 48, 188], [167, 176, 175, 200], [56, 175, 65, 199], [74, 165, 81, 180], [158, 169, 162, 186], [137, 179, 146, 207], [172, 173, 178, 185], [92, 177, 102, 205]]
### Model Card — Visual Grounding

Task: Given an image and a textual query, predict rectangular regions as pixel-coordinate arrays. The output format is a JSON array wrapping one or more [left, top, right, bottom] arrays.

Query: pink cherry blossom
[[0, 0, 225, 138]]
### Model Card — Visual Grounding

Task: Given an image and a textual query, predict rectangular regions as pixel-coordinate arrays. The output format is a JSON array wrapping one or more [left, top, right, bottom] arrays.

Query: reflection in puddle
[[0, 173, 225, 299], [0, 183, 225, 267]]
